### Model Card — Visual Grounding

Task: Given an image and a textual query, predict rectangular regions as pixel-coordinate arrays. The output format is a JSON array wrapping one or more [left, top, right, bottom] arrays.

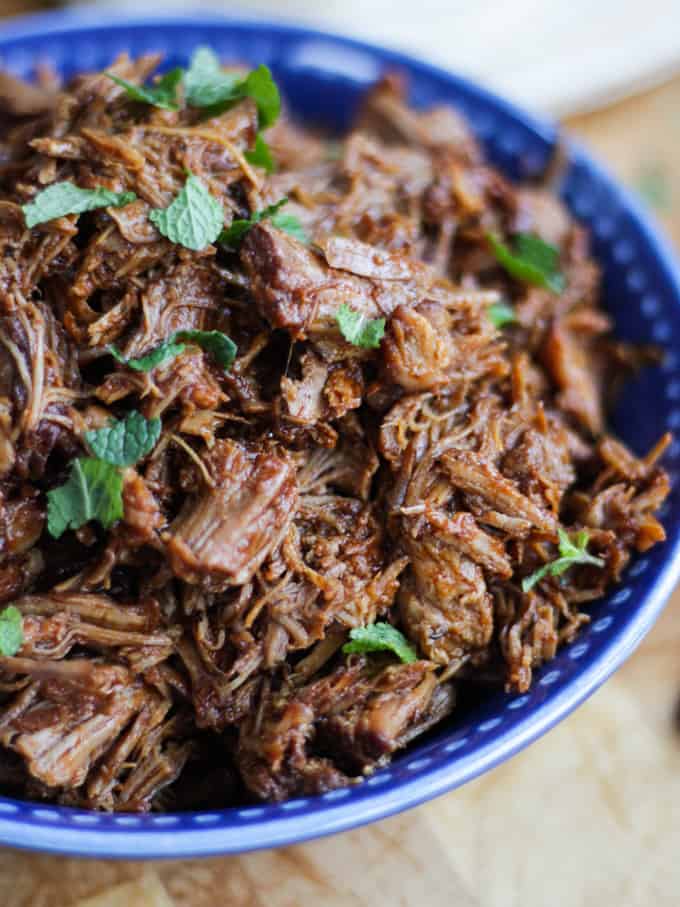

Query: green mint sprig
[[488, 232, 565, 293], [22, 183, 136, 229], [343, 622, 417, 664], [522, 528, 604, 593], [336, 304, 385, 349]]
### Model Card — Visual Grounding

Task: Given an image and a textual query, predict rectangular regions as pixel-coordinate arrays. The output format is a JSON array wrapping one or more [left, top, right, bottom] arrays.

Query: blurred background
[[1, 2, 680, 906], [6, 0, 679, 116]]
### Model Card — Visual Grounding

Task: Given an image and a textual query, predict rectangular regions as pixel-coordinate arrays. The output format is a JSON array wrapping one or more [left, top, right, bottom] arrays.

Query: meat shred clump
[[0, 57, 670, 810]]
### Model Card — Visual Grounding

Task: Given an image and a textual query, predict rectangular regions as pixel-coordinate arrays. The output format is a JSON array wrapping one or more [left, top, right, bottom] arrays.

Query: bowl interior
[[1, 14, 680, 859]]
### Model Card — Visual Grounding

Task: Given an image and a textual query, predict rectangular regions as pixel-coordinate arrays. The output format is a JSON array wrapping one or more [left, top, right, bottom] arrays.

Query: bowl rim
[[1, 9, 680, 860]]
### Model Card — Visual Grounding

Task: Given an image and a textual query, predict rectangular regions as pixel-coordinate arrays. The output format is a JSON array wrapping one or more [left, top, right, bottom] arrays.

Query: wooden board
[[1, 55, 680, 907]]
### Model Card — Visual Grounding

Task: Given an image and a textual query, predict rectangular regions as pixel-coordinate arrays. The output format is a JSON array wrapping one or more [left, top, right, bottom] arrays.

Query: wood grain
[[0, 47, 679, 907]]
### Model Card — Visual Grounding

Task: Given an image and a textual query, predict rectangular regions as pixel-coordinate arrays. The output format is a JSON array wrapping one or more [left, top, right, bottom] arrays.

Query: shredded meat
[[166, 440, 298, 590], [237, 657, 452, 800], [0, 54, 670, 811]]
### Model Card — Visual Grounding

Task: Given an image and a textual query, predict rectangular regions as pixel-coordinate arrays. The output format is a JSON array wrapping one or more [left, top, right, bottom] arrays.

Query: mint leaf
[[187, 52, 281, 129], [109, 339, 185, 373], [0, 606, 23, 657], [488, 232, 565, 293], [110, 329, 237, 374], [149, 173, 224, 251], [488, 301, 517, 328], [522, 528, 604, 593], [245, 133, 276, 174], [107, 68, 183, 110], [219, 197, 306, 247], [173, 330, 237, 370], [47, 457, 124, 539], [184, 47, 241, 108], [343, 622, 417, 664], [85, 411, 161, 468], [270, 211, 308, 244], [241, 64, 281, 130], [22, 183, 136, 229], [108, 50, 282, 128], [336, 303, 385, 349], [220, 197, 288, 247]]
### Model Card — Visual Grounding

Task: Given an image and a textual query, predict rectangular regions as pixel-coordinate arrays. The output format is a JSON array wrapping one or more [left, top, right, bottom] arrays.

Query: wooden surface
[[1, 48, 680, 907]]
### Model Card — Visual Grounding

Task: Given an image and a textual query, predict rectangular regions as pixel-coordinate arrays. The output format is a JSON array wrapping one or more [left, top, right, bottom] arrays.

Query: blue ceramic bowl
[[1, 11, 680, 860]]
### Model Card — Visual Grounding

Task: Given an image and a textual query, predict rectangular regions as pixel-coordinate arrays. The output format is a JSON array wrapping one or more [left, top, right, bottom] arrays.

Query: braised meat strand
[[0, 50, 670, 810]]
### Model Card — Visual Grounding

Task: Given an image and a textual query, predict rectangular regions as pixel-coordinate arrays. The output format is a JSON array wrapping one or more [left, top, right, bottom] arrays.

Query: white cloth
[[70, 0, 680, 116]]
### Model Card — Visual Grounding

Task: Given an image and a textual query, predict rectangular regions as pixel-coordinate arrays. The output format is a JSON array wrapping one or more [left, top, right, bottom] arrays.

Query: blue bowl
[[1, 11, 680, 860]]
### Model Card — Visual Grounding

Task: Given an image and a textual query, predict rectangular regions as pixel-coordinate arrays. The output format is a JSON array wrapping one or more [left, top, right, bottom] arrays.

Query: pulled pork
[[0, 56, 670, 810]]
